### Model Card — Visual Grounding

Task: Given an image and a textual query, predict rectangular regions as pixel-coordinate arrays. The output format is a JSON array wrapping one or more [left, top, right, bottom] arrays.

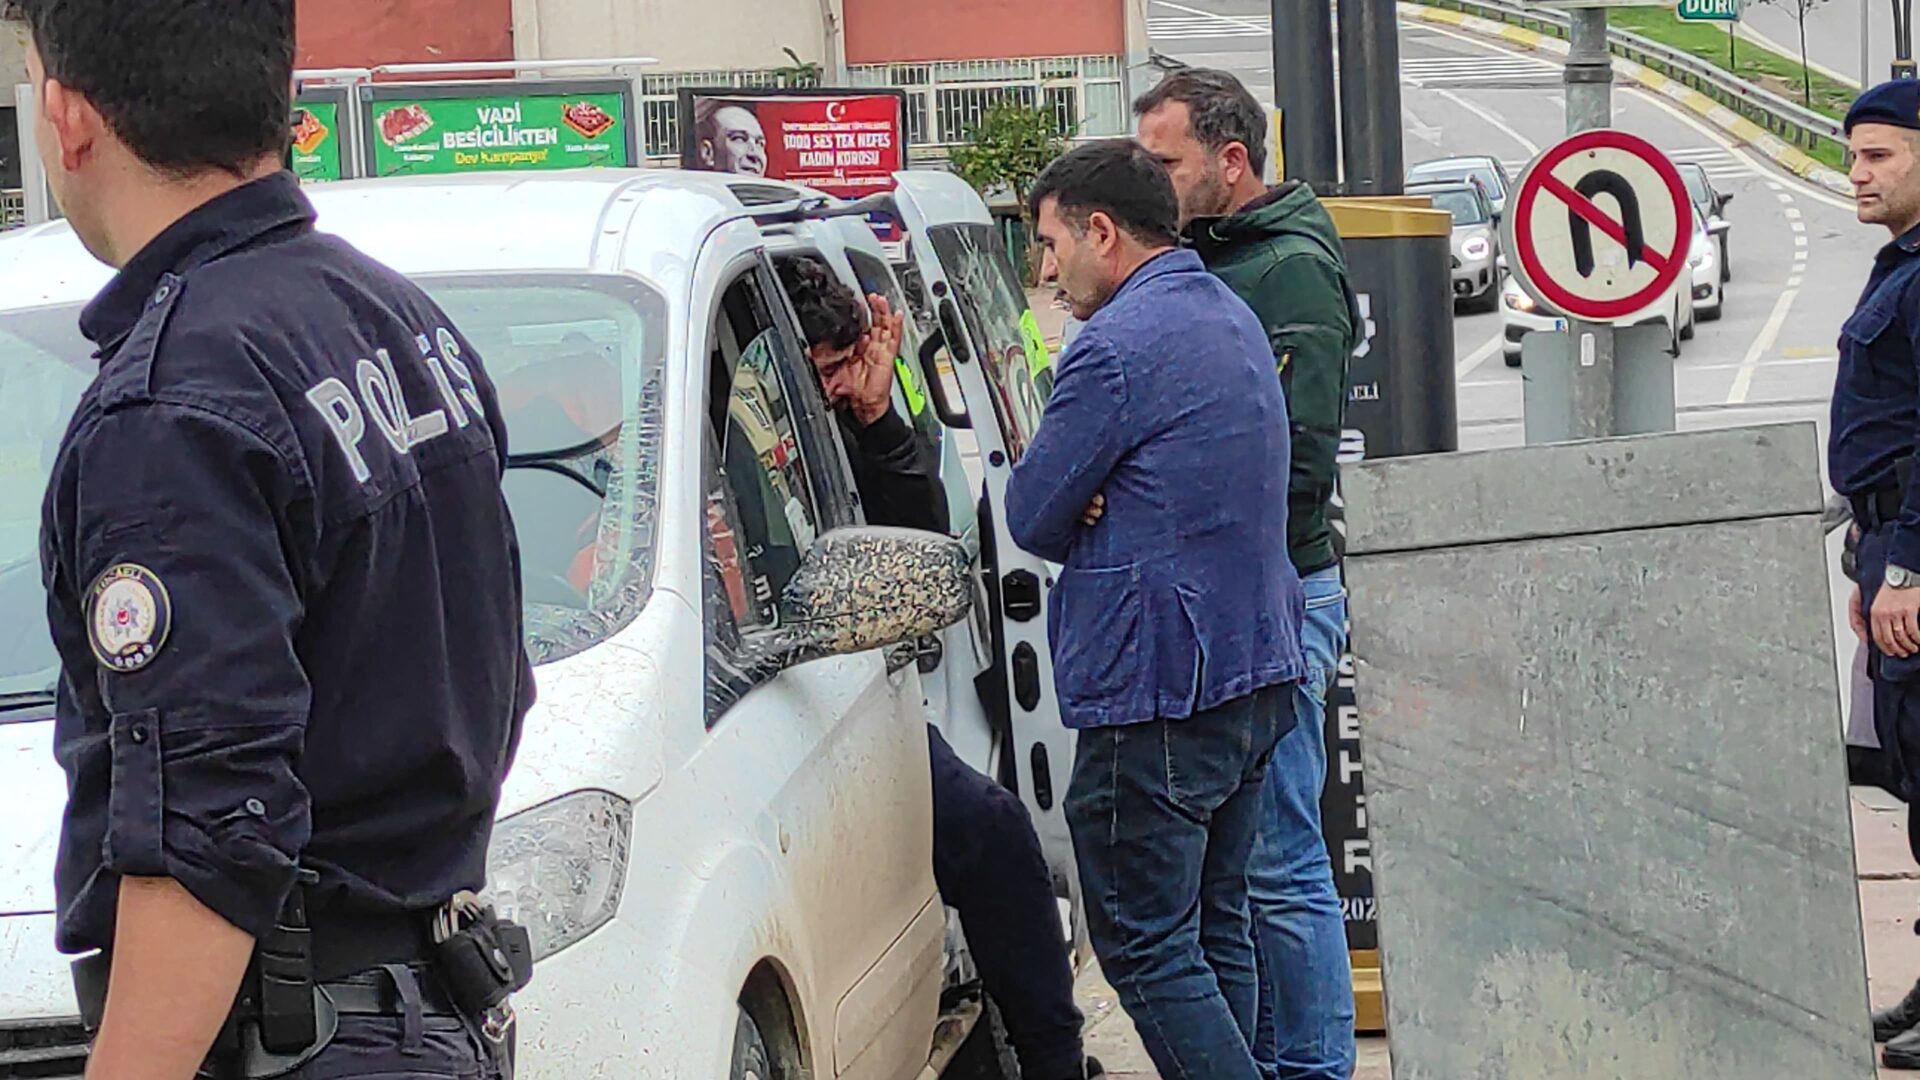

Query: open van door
[[889, 172, 1078, 901]]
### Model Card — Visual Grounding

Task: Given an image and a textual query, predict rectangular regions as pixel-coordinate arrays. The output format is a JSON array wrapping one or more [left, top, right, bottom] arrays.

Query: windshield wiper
[[0, 690, 56, 713], [506, 426, 619, 499]]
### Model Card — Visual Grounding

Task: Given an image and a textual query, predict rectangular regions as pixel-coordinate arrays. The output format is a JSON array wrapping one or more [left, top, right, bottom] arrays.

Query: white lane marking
[[1149, 16, 1271, 39], [1726, 287, 1800, 404], [1791, 220, 1806, 232], [1796, 234, 1809, 247], [1456, 332, 1505, 378], [1434, 89, 1540, 156], [1630, 85, 1859, 213], [1403, 57, 1557, 80], [1690, 355, 1834, 371], [1464, 354, 1837, 384], [1784, 207, 1803, 219], [1786, 277, 1805, 288], [1150, 0, 1271, 33]]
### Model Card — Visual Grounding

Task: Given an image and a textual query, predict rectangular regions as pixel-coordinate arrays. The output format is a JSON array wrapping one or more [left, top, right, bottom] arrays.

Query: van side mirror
[[1716, 191, 1734, 210], [727, 527, 971, 685], [704, 527, 974, 717]]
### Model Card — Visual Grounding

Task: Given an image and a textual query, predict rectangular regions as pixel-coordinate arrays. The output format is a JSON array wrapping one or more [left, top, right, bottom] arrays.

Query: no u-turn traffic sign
[[1502, 129, 1692, 323]]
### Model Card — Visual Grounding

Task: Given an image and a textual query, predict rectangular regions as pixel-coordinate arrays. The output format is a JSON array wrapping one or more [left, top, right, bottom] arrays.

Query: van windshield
[[0, 273, 667, 695]]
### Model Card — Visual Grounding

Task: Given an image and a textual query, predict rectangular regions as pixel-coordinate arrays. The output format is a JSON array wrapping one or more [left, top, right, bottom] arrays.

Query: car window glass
[[0, 311, 90, 697], [720, 326, 822, 629], [1679, 166, 1711, 209], [1428, 190, 1486, 225], [928, 223, 1050, 461]]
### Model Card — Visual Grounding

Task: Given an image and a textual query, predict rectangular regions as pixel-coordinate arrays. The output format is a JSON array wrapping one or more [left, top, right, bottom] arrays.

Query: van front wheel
[[732, 1006, 774, 1080]]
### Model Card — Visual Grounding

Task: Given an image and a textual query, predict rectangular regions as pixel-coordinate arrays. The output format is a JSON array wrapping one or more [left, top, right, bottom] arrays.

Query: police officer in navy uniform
[[1830, 80, 1920, 1070], [11, 1, 536, 1077]]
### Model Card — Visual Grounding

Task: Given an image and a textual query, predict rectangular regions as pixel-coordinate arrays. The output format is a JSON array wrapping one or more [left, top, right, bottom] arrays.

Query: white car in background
[[0, 169, 1083, 1079], [1686, 206, 1724, 321], [1500, 247, 1696, 367]]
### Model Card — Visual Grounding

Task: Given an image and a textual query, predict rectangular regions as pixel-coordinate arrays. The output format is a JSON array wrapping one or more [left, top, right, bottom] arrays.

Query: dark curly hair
[[777, 255, 866, 352]]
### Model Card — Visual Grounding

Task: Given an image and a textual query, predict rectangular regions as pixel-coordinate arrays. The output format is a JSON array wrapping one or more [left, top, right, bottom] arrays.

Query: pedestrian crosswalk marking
[[1401, 56, 1560, 89], [1501, 146, 1756, 182]]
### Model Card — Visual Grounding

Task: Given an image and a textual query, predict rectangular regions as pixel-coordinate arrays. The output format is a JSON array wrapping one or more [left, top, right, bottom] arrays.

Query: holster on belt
[[71, 869, 337, 1080]]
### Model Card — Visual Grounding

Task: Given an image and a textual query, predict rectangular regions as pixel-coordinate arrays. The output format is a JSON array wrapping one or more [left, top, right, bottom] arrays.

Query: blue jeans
[[1065, 684, 1294, 1080], [1250, 567, 1356, 1079]]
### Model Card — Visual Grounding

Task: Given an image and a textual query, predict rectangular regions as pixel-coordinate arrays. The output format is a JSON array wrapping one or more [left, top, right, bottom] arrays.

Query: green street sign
[[1677, 0, 1741, 21], [362, 84, 637, 178], [291, 101, 345, 183]]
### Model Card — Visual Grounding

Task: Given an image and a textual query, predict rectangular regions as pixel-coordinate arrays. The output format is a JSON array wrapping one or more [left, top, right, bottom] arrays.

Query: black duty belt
[[324, 965, 462, 1017]]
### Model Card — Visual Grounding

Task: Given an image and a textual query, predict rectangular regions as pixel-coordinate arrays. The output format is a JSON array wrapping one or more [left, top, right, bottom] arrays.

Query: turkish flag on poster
[[752, 95, 905, 199]]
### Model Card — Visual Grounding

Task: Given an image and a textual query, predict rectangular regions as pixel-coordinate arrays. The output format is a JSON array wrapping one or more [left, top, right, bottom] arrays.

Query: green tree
[[773, 47, 822, 89], [1755, 0, 1830, 106], [948, 100, 1072, 281]]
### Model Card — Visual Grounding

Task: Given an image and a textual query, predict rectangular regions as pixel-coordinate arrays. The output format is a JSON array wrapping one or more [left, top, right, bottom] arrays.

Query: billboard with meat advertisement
[[677, 88, 910, 239], [358, 80, 638, 178]]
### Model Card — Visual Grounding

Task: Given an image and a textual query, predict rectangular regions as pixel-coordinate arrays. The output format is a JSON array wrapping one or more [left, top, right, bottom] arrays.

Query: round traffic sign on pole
[[1502, 129, 1692, 323]]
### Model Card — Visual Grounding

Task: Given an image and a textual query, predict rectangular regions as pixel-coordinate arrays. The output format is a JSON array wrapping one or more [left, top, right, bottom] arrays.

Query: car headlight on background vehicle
[[486, 789, 633, 961], [1463, 237, 1492, 261], [1504, 290, 1537, 314]]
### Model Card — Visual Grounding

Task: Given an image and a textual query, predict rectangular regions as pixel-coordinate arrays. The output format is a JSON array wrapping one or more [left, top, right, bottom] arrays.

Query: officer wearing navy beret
[[1833, 79, 1920, 1068], [7, 0, 535, 1076]]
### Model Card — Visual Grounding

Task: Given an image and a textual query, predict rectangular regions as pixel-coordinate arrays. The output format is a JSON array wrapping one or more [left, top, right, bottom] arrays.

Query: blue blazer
[[1007, 249, 1307, 729]]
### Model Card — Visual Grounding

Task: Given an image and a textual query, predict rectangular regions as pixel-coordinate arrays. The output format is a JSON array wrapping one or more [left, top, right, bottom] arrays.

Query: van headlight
[[486, 790, 632, 960], [1462, 237, 1492, 261]]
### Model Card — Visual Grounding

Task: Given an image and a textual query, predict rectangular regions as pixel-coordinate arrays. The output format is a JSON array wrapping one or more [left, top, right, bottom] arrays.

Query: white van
[[0, 168, 1082, 1079]]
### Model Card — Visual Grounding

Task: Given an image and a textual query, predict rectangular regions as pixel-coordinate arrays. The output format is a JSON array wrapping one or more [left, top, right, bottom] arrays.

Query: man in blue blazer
[[1007, 139, 1307, 1080]]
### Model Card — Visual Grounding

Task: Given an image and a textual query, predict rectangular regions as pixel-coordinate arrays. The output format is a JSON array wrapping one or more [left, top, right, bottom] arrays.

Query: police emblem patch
[[86, 564, 171, 673]]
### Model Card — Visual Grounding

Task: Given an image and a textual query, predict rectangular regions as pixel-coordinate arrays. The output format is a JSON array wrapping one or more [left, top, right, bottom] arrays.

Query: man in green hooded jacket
[[1136, 67, 1363, 1080]]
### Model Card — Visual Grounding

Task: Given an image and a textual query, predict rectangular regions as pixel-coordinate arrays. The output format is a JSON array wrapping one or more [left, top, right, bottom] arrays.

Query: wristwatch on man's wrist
[[1889, 563, 1918, 589]]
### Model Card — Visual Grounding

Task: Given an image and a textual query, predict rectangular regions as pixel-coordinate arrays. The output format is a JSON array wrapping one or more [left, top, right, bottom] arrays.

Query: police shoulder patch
[[86, 563, 172, 673]]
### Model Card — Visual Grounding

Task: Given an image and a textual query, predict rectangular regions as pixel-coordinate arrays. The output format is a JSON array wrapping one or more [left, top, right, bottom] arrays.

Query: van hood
[[0, 718, 64, 916]]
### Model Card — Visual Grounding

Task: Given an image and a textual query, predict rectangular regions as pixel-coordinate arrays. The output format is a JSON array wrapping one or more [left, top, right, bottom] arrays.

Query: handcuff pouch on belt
[[431, 890, 535, 1044]]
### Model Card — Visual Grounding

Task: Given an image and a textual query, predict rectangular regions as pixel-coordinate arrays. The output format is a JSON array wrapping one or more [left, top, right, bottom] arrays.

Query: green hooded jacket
[[1187, 181, 1362, 576]]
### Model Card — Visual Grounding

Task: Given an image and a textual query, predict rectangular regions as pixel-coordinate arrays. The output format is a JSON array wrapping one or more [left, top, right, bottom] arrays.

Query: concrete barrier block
[[1343, 422, 1872, 1079]]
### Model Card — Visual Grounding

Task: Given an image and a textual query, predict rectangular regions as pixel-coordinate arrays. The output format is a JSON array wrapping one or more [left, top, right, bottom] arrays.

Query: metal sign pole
[[1271, 0, 1341, 192], [1864, 0, 1873, 89], [1566, 7, 1618, 438]]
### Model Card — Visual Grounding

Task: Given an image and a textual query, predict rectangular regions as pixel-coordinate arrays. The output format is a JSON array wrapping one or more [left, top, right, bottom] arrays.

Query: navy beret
[[1847, 80, 1920, 134]]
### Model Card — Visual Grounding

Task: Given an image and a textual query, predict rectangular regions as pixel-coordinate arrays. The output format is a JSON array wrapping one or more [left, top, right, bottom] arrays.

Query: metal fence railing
[[848, 55, 1128, 150], [1412, 0, 1847, 162], [0, 189, 24, 231]]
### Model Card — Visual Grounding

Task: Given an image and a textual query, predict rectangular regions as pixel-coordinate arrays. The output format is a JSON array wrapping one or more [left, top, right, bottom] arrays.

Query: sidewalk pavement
[[1075, 788, 1920, 1077]]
